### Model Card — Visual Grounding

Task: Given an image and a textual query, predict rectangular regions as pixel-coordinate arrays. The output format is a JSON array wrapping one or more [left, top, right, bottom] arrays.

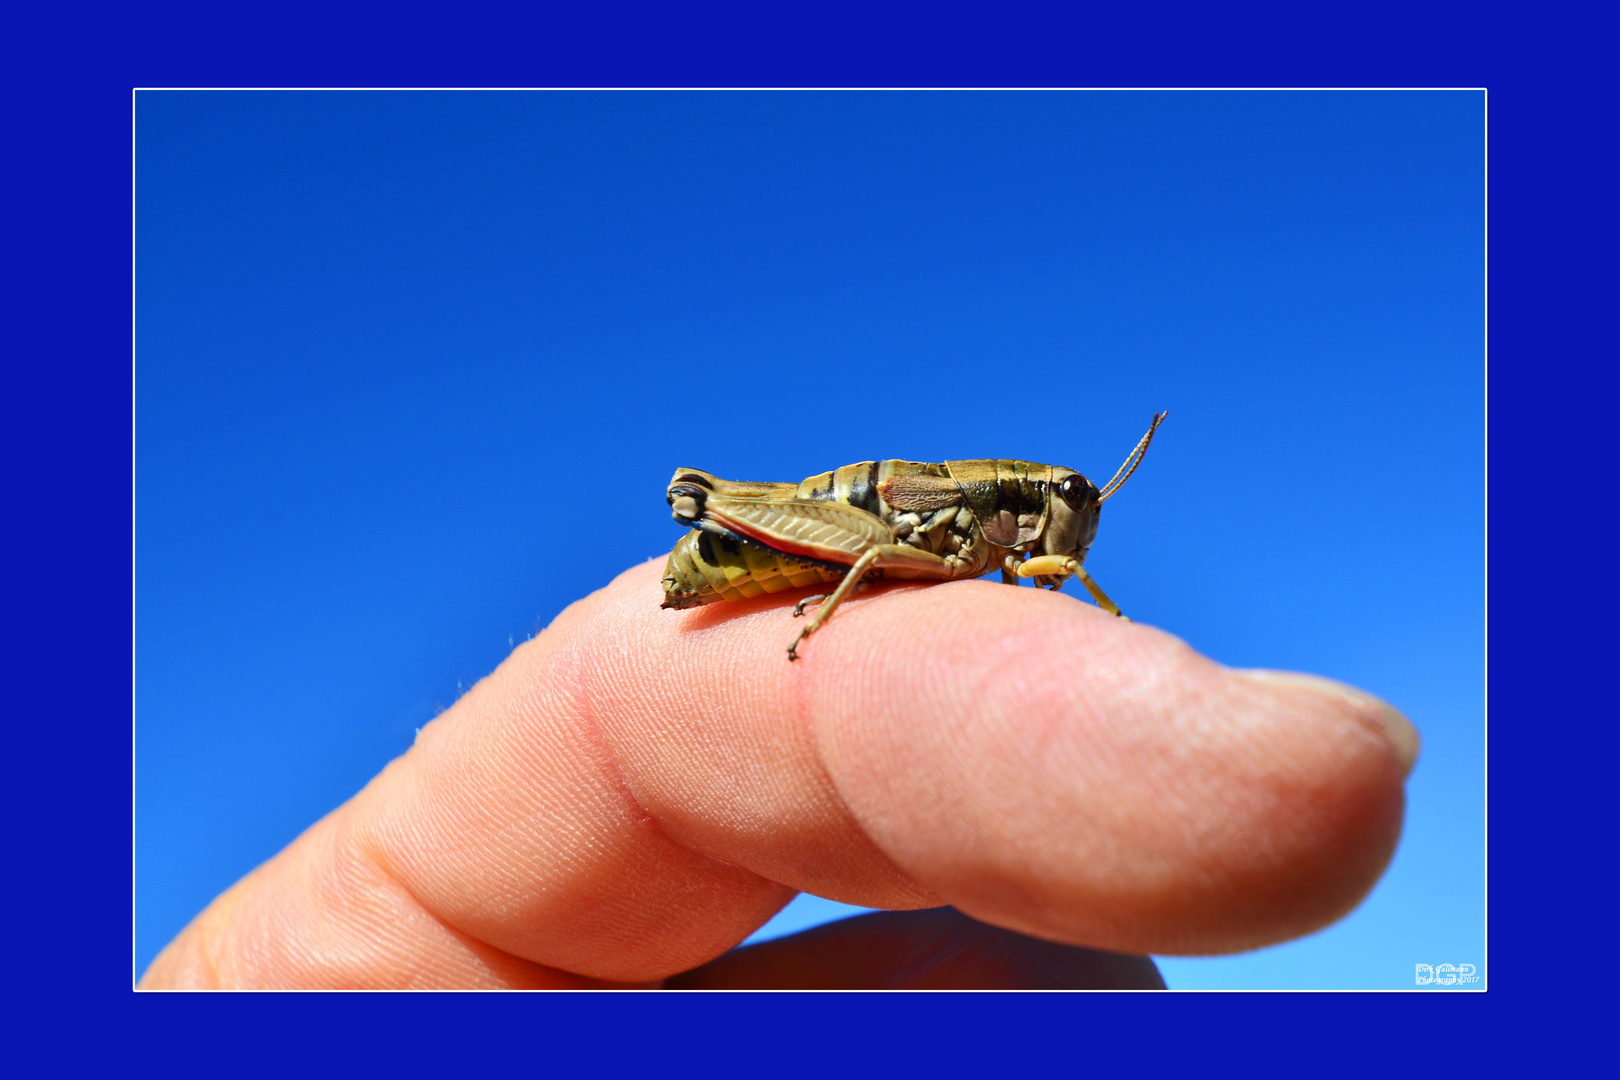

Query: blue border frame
[[14, 0, 1597, 1068]]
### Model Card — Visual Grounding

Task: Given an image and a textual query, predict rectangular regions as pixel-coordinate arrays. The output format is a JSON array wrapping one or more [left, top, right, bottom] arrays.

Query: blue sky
[[136, 90, 1483, 988]]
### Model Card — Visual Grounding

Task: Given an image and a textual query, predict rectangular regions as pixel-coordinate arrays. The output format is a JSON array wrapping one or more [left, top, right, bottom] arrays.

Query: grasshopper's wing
[[875, 472, 964, 512], [669, 481, 895, 566]]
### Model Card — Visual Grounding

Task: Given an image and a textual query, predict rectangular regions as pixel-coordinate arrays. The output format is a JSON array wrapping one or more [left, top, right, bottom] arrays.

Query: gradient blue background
[[136, 91, 1483, 989]]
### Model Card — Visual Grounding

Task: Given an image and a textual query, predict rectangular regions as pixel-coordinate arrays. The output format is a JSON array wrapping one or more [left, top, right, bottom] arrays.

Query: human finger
[[142, 558, 1415, 987]]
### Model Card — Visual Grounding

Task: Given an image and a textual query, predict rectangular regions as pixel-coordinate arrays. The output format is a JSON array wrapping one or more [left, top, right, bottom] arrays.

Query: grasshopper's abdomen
[[660, 529, 845, 609]]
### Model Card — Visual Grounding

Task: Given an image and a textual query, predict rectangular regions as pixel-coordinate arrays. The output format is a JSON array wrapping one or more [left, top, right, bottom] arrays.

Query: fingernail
[[1233, 669, 1420, 778]]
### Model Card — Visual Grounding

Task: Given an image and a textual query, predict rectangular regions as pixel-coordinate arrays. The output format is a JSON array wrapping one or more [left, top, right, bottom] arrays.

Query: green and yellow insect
[[661, 412, 1167, 660]]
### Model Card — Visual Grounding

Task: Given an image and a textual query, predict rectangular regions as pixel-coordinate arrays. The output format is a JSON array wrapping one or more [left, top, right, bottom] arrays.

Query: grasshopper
[[661, 412, 1166, 660]]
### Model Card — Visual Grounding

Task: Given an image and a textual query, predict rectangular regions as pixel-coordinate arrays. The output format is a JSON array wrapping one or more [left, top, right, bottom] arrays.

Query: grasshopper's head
[[1019, 412, 1167, 588], [1038, 468, 1102, 575]]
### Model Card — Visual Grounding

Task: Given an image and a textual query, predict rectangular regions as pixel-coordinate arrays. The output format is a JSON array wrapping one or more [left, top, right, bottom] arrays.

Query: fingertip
[[1231, 669, 1420, 779], [797, 583, 1414, 955]]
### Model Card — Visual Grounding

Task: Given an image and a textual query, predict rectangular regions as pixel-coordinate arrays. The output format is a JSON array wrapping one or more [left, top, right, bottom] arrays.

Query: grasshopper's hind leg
[[789, 552, 879, 661], [793, 578, 876, 617], [792, 594, 831, 617], [787, 544, 953, 660]]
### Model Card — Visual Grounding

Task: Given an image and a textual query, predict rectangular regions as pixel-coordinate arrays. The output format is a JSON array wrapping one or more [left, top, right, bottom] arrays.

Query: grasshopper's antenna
[[1098, 411, 1167, 503]]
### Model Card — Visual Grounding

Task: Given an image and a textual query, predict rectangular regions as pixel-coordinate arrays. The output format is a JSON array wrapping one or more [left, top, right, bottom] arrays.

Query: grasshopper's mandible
[[660, 412, 1167, 660]]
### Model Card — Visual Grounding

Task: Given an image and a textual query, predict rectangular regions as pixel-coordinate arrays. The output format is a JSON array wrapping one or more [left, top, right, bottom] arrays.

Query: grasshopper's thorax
[[943, 460, 1054, 549], [940, 459, 1103, 586]]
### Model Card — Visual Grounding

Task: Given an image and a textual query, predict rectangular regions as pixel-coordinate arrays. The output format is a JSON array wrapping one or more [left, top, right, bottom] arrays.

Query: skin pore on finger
[[141, 558, 1414, 988]]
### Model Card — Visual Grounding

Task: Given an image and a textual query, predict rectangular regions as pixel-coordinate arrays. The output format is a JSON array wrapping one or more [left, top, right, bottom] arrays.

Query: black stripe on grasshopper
[[659, 412, 1166, 659], [842, 460, 881, 516]]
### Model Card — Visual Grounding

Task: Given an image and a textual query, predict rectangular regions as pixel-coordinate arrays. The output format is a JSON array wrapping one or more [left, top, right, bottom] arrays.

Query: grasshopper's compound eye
[[1058, 473, 1096, 512]]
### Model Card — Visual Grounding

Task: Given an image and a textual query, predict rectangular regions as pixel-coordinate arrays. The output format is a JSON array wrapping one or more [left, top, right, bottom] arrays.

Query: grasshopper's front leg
[[1075, 566, 1130, 621], [1016, 555, 1132, 621], [788, 544, 955, 660]]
